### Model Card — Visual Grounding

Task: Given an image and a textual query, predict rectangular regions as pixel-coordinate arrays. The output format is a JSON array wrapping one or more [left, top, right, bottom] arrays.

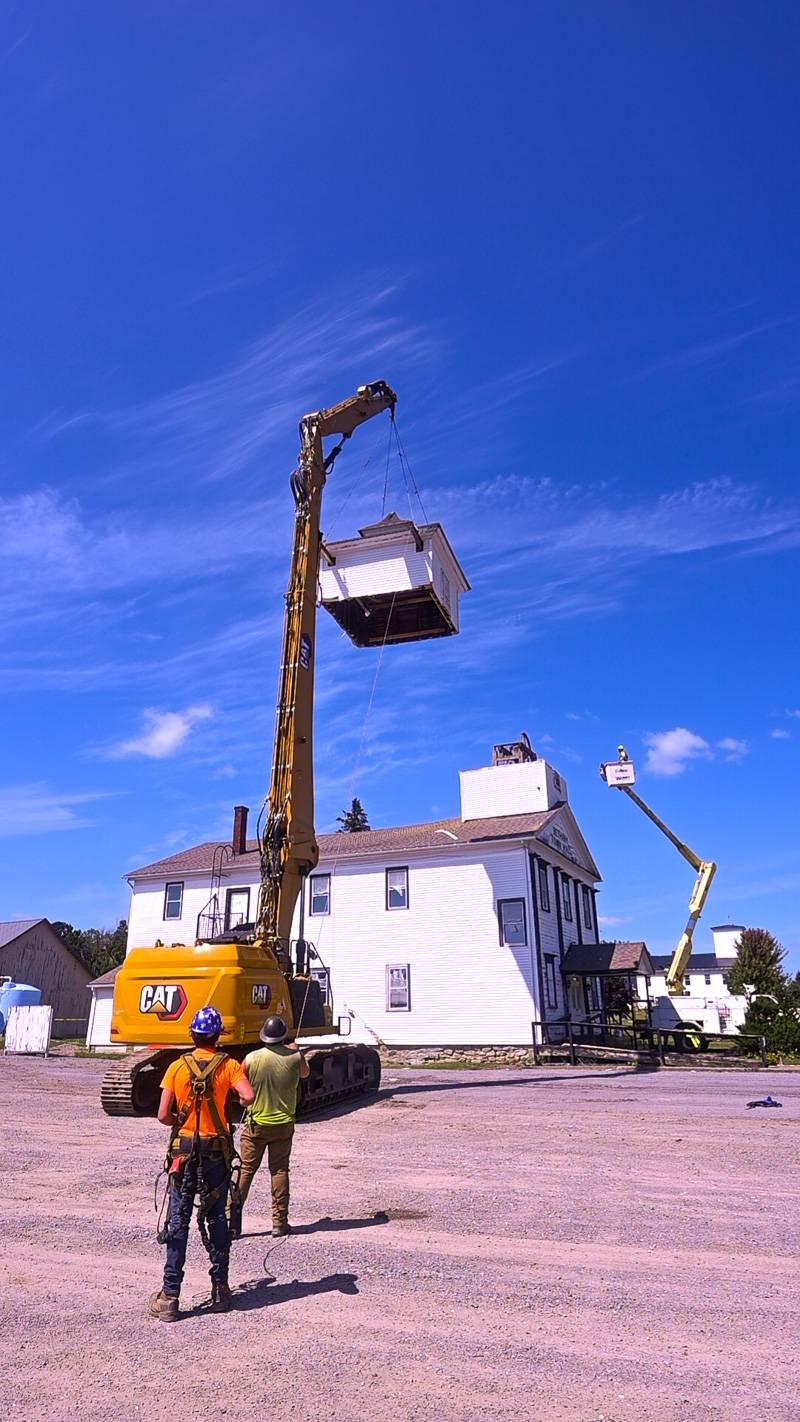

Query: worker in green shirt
[[238, 1015, 310, 1236]]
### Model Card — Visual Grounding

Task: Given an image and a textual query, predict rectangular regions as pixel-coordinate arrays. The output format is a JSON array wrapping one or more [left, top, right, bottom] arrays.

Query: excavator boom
[[256, 381, 397, 959]]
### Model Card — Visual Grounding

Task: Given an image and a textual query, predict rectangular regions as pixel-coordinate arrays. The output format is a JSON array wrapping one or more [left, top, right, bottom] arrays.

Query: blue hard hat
[[190, 1006, 223, 1036]]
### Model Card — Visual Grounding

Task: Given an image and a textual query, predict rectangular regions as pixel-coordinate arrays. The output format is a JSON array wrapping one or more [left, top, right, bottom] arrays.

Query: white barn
[[125, 744, 602, 1047]]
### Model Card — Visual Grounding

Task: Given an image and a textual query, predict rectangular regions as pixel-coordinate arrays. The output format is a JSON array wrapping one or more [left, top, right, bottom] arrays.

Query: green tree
[[52, 920, 128, 979], [337, 797, 370, 832], [723, 928, 800, 1057], [725, 927, 784, 996]]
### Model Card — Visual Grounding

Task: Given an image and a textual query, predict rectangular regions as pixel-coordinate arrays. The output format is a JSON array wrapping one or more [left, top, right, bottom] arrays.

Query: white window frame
[[163, 882, 184, 921], [582, 884, 592, 931], [309, 874, 330, 916], [386, 866, 409, 911], [386, 962, 411, 1011], [498, 897, 527, 948]]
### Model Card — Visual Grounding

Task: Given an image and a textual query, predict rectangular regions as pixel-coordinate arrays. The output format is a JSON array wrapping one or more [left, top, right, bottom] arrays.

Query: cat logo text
[[139, 984, 188, 1020]]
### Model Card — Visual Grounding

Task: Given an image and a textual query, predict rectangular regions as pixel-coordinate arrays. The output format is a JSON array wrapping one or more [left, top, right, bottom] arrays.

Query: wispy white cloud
[[598, 914, 633, 928], [643, 728, 713, 777], [770, 728, 791, 740], [43, 284, 436, 494], [554, 215, 642, 271], [0, 783, 114, 836], [717, 736, 749, 762], [104, 704, 214, 760], [638, 313, 799, 377]]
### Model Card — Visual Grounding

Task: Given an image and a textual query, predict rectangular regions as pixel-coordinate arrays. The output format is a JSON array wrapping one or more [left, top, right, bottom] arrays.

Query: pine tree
[[337, 797, 370, 832], [725, 927, 784, 996]]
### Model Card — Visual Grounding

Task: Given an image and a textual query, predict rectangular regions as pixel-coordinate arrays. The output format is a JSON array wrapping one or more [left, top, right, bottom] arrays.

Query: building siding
[[126, 834, 605, 1045], [0, 923, 91, 1036], [307, 846, 538, 1045]]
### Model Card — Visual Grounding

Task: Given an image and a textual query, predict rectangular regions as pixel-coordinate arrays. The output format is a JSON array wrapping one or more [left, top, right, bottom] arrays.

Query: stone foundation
[[379, 1044, 537, 1068]]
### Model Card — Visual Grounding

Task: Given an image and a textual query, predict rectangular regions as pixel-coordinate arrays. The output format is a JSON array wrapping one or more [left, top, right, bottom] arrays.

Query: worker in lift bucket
[[237, 1015, 310, 1236], [149, 1006, 255, 1322]]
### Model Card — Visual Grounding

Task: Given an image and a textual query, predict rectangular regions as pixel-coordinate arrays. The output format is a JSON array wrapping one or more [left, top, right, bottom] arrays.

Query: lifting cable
[[391, 416, 429, 525]]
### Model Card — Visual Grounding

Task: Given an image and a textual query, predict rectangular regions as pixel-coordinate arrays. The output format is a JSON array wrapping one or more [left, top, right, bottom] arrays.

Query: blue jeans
[[163, 1151, 230, 1297]]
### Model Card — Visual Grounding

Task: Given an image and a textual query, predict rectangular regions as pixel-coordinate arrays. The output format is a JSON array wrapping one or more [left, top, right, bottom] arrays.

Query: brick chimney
[[232, 805, 249, 856]]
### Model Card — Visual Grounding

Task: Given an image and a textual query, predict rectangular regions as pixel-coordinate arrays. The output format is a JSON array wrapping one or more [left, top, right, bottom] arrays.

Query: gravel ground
[[1, 1057, 798, 1422]]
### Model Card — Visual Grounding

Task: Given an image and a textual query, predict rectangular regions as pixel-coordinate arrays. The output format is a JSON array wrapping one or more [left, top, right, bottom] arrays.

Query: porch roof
[[561, 941, 655, 976]]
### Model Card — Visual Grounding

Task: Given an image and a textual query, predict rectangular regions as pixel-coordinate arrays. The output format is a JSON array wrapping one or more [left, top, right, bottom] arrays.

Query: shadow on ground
[[183, 1273, 359, 1317], [243, 1213, 389, 1240], [305, 1067, 652, 1120], [234, 1273, 359, 1310]]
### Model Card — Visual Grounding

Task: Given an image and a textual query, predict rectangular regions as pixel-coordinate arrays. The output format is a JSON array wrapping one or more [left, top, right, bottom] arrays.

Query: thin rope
[[325, 422, 387, 540], [392, 419, 429, 525], [326, 588, 398, 868], [349, 589, 398, 798], [380, 418, 393, 518]]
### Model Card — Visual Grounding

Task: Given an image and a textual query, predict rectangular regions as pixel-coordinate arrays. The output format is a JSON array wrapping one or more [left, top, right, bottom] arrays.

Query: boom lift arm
[[600, 746, 716, 994], [256, 381, 397, 964]]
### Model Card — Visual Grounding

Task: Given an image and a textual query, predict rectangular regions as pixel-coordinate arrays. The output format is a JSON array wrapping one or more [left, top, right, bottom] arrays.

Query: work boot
[[148, 1290, 179, 1322], [272, 1222, 290, 1237], [211, 1281, 233, 1312]]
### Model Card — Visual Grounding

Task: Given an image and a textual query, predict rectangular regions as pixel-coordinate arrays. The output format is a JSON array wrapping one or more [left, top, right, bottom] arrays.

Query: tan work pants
[[238, 1121, 295, 1223]]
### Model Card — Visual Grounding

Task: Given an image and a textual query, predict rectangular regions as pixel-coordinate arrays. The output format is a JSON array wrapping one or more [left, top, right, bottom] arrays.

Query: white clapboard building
[[124, 743, 602, 1047]]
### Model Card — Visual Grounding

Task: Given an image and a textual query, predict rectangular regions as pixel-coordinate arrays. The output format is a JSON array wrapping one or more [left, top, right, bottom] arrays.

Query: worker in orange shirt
[[149, 1006, 254, 1322]]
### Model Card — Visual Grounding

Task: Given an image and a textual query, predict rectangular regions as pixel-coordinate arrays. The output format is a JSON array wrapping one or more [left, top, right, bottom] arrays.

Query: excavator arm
[[255, 381, 397, 961], [601, 748, 717, 996]]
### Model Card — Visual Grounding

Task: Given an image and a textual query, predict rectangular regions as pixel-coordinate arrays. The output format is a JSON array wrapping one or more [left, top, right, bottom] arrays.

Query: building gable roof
[[0, 918, 44, 949], [534, 804, 601, 879], [127, 806, 601, 881], [89, 965, 122, 988], [0, 917, 91, 975], [650, 953, 735, 973]]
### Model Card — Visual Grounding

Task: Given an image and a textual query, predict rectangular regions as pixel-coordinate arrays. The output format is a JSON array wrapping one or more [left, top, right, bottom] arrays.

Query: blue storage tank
[[0, 980, 42, 1033]]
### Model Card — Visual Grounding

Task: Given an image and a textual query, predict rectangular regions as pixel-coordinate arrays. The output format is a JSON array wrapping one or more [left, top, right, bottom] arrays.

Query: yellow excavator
[[102, 381, 400, 1116]]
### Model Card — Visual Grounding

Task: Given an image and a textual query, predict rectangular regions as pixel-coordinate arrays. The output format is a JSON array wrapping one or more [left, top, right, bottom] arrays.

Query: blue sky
[[1, 3, 798, 965]]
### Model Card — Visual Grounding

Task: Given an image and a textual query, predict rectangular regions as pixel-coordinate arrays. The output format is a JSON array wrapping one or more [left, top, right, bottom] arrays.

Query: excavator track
[[101, 1043, 381, 1117], [298, 1044, 381, 1115], [100, 1049, 178, 1117]]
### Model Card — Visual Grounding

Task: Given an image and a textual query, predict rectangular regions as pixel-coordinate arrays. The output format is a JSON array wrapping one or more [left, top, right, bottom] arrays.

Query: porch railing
[[531, 1018, 767, 1067]]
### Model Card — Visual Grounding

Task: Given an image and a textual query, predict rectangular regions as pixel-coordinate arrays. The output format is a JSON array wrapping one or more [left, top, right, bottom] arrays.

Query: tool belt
[[172, 1135, 227, 1158]]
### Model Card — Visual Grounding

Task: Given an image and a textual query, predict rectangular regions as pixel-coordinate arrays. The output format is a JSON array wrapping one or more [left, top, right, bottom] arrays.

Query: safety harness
[[156, 1051, 243, 1247]]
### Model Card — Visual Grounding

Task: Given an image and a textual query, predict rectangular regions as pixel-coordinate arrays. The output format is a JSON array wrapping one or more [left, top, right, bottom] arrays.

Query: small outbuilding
[[319, 512, 470, 647], [0, 919, 91, 1037], [86, 966, 124, 1051]]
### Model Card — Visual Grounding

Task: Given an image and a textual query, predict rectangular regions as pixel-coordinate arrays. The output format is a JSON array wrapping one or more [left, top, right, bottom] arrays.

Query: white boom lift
[[600, 746, 716, 995]]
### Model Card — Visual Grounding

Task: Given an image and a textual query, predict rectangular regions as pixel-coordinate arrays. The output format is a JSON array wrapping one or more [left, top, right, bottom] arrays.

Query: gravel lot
[[1, 1056, 798, 1422]]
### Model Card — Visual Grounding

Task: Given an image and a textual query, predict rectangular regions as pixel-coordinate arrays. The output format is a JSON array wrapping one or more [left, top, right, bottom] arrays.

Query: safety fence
[[530, 1017, 768, 1068]]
